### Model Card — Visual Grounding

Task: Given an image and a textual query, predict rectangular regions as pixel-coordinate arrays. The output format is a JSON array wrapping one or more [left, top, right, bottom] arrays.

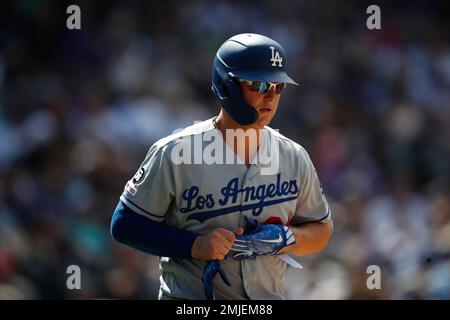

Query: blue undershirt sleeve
[[110, 201, 200, 259]]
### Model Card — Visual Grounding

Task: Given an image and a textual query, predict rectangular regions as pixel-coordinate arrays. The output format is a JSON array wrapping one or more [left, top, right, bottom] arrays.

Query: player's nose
[[263, 88, 276, 100]]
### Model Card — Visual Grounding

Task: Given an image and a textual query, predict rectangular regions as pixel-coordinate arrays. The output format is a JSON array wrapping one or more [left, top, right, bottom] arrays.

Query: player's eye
[[273, 83, 286, 94], [239, 79, 286, 94], [249, 81, 267, 93]]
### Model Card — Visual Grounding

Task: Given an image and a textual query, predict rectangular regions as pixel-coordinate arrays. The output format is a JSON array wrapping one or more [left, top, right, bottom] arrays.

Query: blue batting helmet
[[211, 33, 298, 125]]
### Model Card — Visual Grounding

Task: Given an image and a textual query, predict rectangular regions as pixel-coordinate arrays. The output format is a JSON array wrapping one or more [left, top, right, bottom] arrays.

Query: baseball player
[[110, 33, 333, 300]]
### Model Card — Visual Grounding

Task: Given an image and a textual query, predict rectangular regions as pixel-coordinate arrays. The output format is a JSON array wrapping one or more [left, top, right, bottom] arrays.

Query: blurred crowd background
[[0, 0, 449, 299]]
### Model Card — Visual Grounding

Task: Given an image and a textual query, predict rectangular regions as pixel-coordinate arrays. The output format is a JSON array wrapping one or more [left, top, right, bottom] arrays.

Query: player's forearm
[[279, 220, 333, 256], [111, 201, 200, 258]]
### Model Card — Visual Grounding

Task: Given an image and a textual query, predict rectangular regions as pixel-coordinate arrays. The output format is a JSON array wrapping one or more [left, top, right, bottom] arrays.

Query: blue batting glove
[[231, 217, 296, 260]]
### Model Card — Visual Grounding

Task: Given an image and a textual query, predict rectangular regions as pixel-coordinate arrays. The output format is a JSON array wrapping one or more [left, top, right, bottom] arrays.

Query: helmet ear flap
[[220, 74, 258, 125], [211, 67, 228, 99], [211, 56, 258, 125], [221, 73, 242, 99]]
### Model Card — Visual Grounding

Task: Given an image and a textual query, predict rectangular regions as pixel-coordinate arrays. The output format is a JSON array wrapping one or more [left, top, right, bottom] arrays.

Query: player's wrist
[[278, 225, 296, 252], [277, 225, 297, 254], [190, 234, 203, 259]]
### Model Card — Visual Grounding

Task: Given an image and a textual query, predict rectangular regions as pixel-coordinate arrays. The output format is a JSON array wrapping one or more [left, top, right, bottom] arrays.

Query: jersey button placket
[[239, 170, 257, 299]]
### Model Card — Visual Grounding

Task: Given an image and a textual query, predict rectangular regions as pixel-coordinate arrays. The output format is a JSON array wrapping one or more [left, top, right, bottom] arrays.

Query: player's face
[[240, 81, 282, 127]]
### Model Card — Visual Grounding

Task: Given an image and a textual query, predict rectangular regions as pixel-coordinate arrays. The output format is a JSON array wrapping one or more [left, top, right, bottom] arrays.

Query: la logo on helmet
[[270, 46, 283, 67]]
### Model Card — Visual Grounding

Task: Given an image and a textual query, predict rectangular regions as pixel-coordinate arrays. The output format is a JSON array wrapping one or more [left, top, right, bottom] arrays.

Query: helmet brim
[[230, 70, 299, 85]]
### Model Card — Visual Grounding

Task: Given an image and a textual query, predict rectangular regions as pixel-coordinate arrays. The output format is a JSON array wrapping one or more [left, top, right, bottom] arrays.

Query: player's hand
[[230, 217, 296, 260], [192, 227, 244, 260]]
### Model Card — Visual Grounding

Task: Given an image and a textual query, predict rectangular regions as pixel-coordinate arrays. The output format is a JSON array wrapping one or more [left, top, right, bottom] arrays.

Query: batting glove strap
[[201, 260, 231, 300], [231, 224, 296, 260]]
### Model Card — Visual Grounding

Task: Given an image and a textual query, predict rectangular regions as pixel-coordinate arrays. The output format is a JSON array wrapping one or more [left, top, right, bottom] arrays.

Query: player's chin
[[256, 114, 273, 127]]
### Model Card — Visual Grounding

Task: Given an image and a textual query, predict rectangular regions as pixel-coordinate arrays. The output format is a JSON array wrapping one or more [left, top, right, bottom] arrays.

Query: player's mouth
[[259, 107, 272, 113]]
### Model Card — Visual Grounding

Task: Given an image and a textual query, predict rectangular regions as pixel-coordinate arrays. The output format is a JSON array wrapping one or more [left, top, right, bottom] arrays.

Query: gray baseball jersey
[[119, 117, 331, 300]]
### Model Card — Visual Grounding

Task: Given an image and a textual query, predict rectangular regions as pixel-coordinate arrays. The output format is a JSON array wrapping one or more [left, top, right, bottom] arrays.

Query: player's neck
[[215, 110, 264, 135], [215, 111, 263, 166]]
